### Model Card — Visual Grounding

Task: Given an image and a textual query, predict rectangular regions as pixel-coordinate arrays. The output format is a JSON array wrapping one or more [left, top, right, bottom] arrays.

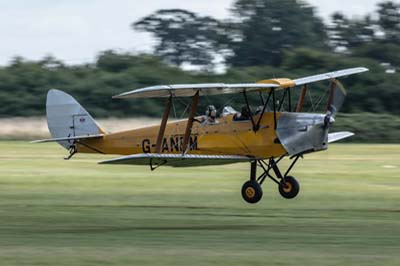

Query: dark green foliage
[[334, 113, 400, 143], [1, 51, 399, 120], [0, 55, 180, 118], [352, 43, 400, 67], [329, 12, 375, 50], [377, 1, 400, 43], [133, 9, 225, 67], [328, 1, 400, 58], [226, 0, 328, 67]]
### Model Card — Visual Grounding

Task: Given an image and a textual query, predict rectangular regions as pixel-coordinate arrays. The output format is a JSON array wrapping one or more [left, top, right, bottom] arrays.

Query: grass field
[[0, 142, 399, 266]]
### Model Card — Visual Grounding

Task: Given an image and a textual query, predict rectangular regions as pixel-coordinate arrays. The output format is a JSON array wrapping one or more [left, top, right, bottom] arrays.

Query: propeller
[[324, 79, 346, 128]]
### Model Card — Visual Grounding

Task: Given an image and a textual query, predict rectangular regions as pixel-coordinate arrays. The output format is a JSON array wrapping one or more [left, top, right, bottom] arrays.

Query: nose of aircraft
[[276, 113, 328, 156]]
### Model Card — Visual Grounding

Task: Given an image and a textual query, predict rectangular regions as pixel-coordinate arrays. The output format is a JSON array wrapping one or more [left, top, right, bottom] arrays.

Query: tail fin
[[46, 89, 105, 149]]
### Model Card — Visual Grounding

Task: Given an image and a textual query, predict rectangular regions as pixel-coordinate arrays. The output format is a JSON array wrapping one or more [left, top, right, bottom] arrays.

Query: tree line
[[134, 0, 400, 69]]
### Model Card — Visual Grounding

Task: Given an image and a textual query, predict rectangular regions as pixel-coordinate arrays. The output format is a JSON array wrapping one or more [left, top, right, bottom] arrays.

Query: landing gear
[[241, 155, 302, 203], [279, 176, 300, 199], [241, 180, 263, 204], [241, 161, 263, 203]]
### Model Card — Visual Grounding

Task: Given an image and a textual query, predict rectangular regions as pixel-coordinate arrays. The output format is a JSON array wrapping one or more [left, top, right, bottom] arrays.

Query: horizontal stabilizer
[[328, 132, 354, 144], [99, 153, 252, 167], [31, 134, 104, 144]]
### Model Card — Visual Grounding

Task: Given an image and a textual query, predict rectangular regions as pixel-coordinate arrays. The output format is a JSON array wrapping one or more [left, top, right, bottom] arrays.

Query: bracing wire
[[313, 87, 330, 111], [307, 89, 315, 112], [172, 98, 177, 119]]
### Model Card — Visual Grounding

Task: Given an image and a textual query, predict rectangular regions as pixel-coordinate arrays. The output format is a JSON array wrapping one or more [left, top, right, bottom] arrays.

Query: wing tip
[[328, 131, 355, 144], [356, 67, 369, 73], [112, 92, 130, 99]]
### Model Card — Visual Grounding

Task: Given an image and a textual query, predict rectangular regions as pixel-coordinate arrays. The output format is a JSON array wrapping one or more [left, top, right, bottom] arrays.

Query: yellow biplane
[[34, 67, 368, 203]]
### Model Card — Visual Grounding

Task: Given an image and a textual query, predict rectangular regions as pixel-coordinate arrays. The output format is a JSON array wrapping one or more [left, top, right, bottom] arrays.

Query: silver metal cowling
[[276, 113, 328, 156]]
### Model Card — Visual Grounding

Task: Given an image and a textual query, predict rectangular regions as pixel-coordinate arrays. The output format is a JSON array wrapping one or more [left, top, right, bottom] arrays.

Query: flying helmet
[[205, 105, 217, 118]]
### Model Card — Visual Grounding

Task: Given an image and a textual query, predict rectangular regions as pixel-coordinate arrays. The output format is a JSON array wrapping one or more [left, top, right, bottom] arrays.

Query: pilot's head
[[206, 105, 217, 118]]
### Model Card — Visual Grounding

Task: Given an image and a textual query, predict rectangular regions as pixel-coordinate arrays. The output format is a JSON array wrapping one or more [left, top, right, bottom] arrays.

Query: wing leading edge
[[99, 153, 252, 167]]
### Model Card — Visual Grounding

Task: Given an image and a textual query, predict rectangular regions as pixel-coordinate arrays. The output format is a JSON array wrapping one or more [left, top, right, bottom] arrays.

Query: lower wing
[[328, 131, 354, 144], [99, 153, 252, 168]]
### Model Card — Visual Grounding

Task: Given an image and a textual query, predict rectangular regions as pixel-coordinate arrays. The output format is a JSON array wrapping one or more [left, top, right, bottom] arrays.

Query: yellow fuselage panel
[[78, 113, 286, 158]]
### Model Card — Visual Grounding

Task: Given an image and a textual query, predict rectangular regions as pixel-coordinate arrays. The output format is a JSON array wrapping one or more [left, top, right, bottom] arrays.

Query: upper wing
[[99, 153, 252, 167], [114, 67, 369, 99], [293, 67, 368, 86], [113, 83, 279, 99]]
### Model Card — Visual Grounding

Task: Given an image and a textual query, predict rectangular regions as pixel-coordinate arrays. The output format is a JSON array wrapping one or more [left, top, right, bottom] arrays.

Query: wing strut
[[278, 89, 288, 110], [243, 91, 257, 131], [155, 95, 172, 153], [272, 89, 277, 130], [326, 80, 337, 113], [296, 84, 308, 112], [182, 91, 199, 154], [254, 90, 273, 132]]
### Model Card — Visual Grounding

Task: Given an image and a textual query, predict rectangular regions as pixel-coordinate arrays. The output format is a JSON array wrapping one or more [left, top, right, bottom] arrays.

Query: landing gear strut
[[241, 155, 301, 204], [241, 162, 263, 204]]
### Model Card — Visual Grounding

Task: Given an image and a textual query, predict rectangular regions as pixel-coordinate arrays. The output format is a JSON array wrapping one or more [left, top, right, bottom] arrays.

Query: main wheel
[[241, 180, 263, 204], [279, 176, 300, 199]]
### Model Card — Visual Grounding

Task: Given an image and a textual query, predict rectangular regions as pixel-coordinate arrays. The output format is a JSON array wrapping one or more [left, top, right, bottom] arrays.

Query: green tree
[[328, 1, 400, 66], [226, 0, 328, 67], [96, 50, 137, 72], [377, 1, 400, 43], [328, 12, 375, 52], [133, 9, 224, 68]]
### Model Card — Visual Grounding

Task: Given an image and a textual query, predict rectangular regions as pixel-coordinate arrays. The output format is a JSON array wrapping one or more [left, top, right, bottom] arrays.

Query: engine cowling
[[276, 112, 328, 156]]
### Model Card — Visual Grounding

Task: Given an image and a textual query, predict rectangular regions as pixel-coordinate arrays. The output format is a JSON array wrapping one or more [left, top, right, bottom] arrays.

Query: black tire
[[241, 180, 263, 204], [279, 176, 300, 199]]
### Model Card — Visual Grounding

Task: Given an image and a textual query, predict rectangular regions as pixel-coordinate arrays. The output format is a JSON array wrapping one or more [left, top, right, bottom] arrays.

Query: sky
[[0, 0, 391, 65]]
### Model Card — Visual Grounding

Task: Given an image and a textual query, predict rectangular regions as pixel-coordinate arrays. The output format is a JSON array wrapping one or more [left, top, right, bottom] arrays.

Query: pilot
[[234, 106, 251, 121], [203, 105, 218, 124]]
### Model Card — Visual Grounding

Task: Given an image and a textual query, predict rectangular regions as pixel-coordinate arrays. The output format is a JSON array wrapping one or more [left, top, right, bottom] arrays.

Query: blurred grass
[[0, 141, 399, 266]]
